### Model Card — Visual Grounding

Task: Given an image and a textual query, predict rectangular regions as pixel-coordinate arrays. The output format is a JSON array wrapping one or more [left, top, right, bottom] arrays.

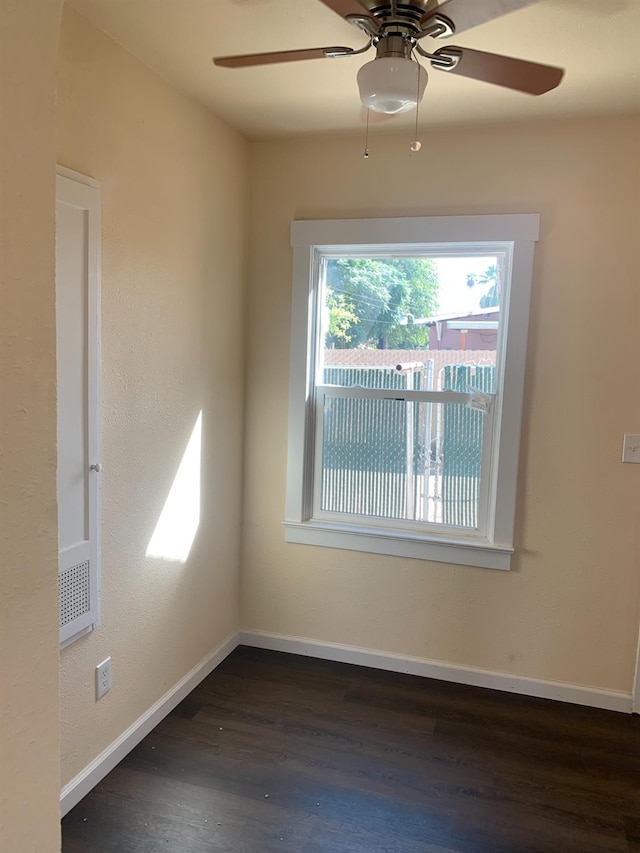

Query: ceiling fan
[[213, 0, 564, 116]]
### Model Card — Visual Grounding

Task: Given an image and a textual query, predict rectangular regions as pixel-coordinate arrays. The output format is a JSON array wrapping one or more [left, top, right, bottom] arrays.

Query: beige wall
[[243, 116, 640, 693], [57, 6, 247, 786], [0, 1, 63, 850]]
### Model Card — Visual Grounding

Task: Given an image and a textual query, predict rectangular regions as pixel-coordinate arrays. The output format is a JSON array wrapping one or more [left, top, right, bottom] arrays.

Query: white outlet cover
[[622, 433, 640, 464], [96, 657, 111, 699]]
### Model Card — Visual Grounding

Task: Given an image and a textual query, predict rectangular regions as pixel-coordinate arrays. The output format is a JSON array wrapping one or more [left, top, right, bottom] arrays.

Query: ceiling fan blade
[[432, 47, 564, 95], [423, 0, 540, 36], [213, 47, 353, 68], [317, 0, 372, 18]]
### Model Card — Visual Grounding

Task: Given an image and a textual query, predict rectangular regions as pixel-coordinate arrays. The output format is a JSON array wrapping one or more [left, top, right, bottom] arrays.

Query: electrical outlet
[[96, 657, 111, 699]]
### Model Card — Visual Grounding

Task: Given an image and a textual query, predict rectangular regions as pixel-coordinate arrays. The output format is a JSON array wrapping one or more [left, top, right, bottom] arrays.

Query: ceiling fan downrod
[[348, 13, 460, 78]]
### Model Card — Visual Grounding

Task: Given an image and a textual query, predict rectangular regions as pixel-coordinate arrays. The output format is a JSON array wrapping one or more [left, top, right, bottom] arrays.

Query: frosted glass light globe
[[357, 57, 427, 115]]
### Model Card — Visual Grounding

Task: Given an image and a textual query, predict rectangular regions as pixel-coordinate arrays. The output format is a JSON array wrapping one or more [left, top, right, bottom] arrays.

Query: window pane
[[320, 395, 485, 528], [320, 254, 503, 390], [440, 365, 494, 528]]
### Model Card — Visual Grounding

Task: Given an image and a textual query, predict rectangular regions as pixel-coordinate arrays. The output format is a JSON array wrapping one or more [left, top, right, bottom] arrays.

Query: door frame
[[633, 621, 640, 713], [56, 165, 102, 647]]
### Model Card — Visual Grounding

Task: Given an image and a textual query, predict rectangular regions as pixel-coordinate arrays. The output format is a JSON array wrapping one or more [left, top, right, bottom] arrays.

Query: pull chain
[[363, 107, 370, 159], [410, 54, 422, 153]]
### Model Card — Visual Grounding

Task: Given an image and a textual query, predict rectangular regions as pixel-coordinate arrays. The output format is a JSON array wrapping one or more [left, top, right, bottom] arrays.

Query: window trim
[[285, 214, 539, 571]]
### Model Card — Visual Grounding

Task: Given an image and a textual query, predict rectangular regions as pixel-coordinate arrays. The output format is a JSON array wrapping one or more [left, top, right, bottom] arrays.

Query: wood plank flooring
[[62, 646, 640, 853]]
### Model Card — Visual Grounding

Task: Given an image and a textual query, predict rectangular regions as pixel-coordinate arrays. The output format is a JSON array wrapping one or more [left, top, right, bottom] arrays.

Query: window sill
[[283, 520, 512, 570]]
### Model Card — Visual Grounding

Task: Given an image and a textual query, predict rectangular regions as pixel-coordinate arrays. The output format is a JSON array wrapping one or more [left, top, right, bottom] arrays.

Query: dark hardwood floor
[[62, 646, 640, 853]]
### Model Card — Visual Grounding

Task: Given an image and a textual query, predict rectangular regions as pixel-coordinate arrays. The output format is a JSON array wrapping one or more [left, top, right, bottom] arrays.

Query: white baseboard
[[60, 631, 240, 817], [633, 624, 640, 714], [239, 630, 633, 714]]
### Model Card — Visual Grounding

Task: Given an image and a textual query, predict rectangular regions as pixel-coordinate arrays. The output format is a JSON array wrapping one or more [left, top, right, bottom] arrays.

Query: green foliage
[[324, 257, 439, 349], [326, 291, 359, 344]]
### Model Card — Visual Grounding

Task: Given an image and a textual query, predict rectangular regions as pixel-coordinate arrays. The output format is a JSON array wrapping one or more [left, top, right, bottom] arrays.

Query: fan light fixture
[[357, 57, 427, 115]]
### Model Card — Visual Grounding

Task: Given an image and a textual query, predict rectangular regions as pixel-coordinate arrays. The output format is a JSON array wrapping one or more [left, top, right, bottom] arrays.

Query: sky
[[433, 256, 497, 317]]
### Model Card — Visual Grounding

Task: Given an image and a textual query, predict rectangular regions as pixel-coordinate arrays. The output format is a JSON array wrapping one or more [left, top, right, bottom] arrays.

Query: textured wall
[[57, 6, 247, 786], [243, 116, 640, 693], [0, 1, 63, 850]]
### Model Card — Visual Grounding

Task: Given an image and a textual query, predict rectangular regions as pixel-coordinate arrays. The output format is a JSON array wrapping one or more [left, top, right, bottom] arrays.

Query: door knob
[[90, 463, 102, 473]]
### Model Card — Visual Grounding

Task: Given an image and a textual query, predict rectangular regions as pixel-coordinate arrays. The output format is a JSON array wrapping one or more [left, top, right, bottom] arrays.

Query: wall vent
[[59, 561, 91, 628]]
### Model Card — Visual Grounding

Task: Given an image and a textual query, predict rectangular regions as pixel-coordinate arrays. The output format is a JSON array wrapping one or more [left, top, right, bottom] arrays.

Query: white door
[[56, 167, 101, 647]]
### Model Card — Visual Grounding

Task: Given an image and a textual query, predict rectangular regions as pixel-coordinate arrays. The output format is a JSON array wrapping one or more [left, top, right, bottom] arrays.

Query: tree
[[466, 263, 500, 309], [325, 291, 359, 344], [324, 257, 439, 349]]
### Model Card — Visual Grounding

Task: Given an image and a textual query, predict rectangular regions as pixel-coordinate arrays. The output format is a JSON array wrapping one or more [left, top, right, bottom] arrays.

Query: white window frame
[[284, 215, 538, 571]]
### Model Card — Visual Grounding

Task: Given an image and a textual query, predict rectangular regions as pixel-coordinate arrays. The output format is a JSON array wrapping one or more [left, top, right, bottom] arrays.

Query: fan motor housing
[[376, 34, 414, 60]]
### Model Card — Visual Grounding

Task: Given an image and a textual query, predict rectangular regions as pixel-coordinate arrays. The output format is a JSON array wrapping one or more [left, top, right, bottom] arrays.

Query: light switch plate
[[622, 434, 640, 463]]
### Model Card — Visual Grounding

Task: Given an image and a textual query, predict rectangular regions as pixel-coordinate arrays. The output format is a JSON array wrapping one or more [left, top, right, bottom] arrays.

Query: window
[[285, 215, 538, 570]]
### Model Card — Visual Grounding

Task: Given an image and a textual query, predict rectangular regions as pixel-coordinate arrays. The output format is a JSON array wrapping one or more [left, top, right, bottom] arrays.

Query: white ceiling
[[68, 0, 640, 140]]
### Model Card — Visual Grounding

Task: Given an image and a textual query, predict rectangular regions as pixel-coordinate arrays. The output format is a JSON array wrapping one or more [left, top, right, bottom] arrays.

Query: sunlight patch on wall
[[146, 412, 202, 563]]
